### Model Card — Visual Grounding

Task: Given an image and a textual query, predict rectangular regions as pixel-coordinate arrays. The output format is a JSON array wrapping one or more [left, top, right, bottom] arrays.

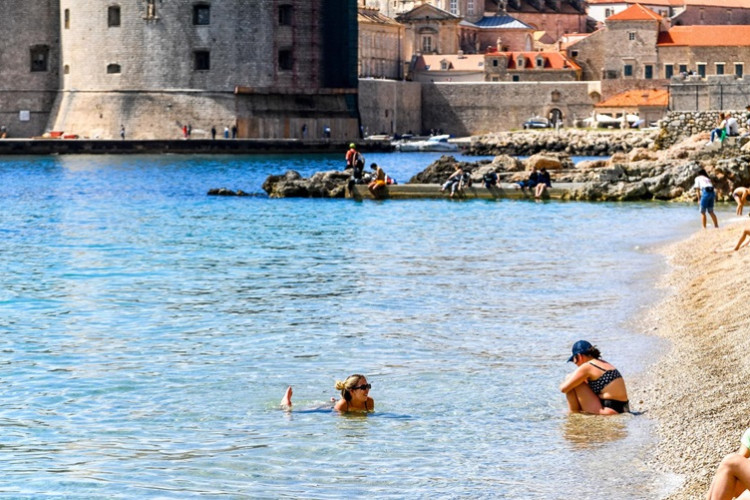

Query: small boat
[[394, 135, 459, 153]]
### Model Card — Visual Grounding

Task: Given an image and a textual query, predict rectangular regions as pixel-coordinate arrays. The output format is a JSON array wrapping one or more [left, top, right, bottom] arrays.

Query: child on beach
[[706, 428, 750, 499], [560, 340, 630, 415], [281, 374, 374, 413]]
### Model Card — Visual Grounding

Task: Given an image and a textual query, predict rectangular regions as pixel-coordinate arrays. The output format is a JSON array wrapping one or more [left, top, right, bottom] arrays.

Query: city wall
[[669, 75, 750, 112], [659, 109, 747, 147], [358, 80, 601, 137]]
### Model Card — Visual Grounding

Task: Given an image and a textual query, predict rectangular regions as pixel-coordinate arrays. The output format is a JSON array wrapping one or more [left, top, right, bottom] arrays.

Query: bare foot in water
[[281, 386, 293, 407]]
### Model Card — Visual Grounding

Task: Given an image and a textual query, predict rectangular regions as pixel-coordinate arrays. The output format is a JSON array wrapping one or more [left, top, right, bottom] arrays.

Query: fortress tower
[[40, 0, 359, 139], [0, 1, 60, 137]]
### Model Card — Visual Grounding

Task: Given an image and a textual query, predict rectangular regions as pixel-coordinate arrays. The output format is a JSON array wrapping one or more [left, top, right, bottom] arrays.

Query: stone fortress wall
[[2, 0, 361, 140], [0, 1, 60, 137]]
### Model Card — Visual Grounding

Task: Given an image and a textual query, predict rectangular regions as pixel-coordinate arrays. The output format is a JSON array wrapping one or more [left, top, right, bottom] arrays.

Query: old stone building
[[359, 6, 405, 79], [0, 2, 60, 137], [586, 0, 750, 26], [2, 0, 361, 140]]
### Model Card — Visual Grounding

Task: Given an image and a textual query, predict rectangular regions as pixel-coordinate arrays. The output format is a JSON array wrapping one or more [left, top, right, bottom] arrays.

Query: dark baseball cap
[[567, 340, 593, 362]]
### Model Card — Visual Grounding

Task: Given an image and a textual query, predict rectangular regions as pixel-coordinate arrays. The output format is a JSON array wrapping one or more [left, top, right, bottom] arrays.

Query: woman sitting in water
[[706, 428, 750, 499], [559, 340, 630, 415], [280, 374, 374, 413]]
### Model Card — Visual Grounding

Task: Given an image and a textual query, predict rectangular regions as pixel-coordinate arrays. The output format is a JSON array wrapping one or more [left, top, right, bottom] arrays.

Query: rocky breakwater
[[466, 128, 659, 156], [415, 134, 750, 202], [262, 170, 351, 198]]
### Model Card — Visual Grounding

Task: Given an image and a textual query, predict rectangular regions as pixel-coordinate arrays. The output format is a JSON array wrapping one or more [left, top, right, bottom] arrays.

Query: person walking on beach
[[706, 427, 750, 499], [280, 374, 374, 413], [694, 169, 719, 229], [733, 186, 750, 216], [559, 340, 630, 415]]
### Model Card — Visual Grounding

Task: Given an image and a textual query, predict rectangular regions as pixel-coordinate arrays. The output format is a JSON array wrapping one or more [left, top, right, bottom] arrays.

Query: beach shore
[[635, 218, 750, 499]]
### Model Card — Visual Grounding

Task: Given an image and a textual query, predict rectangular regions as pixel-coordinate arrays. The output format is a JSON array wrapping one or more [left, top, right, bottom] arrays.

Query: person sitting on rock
[[534, 168, 552, 199], [367, 163, 387, 195], [482, 171, 498, 189], [708, 112, 728, 145], [516, 167, 539, 192], [440, 165, 465, 198]]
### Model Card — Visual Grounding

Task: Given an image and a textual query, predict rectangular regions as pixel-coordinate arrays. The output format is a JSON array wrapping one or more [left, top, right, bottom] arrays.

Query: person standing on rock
[[694, 168, 719, 229]]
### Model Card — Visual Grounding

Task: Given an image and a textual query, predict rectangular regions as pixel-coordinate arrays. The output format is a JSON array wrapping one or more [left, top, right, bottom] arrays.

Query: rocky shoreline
[[262, 129, 750, 201]]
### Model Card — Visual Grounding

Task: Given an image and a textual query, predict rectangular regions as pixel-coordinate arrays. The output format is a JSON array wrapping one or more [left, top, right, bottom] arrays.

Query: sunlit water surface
[[0, 152, 724, 498]]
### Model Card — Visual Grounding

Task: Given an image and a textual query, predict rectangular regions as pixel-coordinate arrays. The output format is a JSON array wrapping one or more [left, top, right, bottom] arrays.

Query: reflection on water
[[562, 413, 629, 449]]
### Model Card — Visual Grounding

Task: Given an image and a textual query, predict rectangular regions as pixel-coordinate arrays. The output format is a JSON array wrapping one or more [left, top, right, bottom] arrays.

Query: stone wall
[[670, 75, 750, 112], [358, 79, 421, 136], [419, 81, 599, 135], [0, 1, 60, 137], [658, 109, 748, 147]]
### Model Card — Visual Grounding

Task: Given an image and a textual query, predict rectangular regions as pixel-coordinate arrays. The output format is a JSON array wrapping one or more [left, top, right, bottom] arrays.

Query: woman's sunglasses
[[350, 383, 371, 391]]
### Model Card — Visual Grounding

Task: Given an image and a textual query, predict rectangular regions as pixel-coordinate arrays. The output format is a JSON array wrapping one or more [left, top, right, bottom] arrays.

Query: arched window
[[107, 63, 121, 74]]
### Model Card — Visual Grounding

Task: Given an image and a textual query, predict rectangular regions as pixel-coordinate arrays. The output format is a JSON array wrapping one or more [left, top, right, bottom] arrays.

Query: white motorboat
[[395, 135, 459, 152]]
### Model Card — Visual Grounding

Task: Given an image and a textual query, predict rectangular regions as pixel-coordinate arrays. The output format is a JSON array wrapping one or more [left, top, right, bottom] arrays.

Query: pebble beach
[[637, 219, 750, 499]]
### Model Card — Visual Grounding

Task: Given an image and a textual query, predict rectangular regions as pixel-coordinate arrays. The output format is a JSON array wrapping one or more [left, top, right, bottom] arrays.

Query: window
[[279, 5, 293, 25], [605, 8, 613, 17], [30, 46, 49, 72], [64, 9, 70, 29], [492, 59, 498, 67], [278, 49, 293, 71], [63, 64, 70, 74], [697, 64, 706, 77], [422, 35, 432, 53], [440, 60, 449, 70], [628, 32, 635, 41], [468, 0, 475, 15], [571, 50, 578, 58], [491, 76, 499, 82], [146, 0, 156, 19], [736, 63, 743, 78], [449, 0, 457, 14], [107, 63, 121, 74], [194, 50, 210, 70], [512, 75, 520, 82], [716, 63, 725, 75], [664, 64, 673, 79], [679, 64, 688, 74], [108, 6, 121, 27], [644, 64, 653, 79], [536, 57, 544, 68], [623, 64, 633, 77], [193, 4, 210, 25], [517, 56, 524, 67]]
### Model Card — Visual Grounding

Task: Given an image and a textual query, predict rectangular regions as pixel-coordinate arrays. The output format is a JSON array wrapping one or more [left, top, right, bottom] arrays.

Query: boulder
[[262, 169, 350, 198], [524, 152, 573, 171]]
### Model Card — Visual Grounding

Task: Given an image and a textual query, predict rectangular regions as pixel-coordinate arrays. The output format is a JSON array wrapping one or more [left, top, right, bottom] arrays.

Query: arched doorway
[[548, 108, 563, 126]]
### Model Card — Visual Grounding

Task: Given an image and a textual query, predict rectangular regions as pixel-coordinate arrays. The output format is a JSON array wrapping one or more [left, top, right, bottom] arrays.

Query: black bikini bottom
[[601, 399, 630, 413]]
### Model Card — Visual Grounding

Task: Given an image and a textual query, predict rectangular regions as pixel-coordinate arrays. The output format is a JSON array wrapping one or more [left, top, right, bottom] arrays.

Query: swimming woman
[[281, 373, 374, 413], [559, 340, 630, 415]]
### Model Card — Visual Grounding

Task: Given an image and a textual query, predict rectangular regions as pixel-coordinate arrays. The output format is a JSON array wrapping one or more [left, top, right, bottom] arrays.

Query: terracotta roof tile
[[595, 89, 669, 108], [606, 3, 663, 21], [658, 25, 750, 46]]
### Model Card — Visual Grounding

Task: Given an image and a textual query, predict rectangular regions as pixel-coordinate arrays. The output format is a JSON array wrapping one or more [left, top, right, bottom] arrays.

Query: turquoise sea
[[0, 152, 727, 498]]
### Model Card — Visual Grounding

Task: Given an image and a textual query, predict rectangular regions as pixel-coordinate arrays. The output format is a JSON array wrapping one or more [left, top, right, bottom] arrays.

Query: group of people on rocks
[[345, 143, 394, 196], [706, 106, 750, 147]]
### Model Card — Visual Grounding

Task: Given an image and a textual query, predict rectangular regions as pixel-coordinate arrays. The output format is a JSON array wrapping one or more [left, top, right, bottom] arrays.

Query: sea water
[[0, 152, 721, 498]]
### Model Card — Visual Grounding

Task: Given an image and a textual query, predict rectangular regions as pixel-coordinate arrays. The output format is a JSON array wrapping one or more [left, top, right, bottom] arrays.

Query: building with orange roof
[[594, 88, 669, 126], [657, 25, 750, 79], [411, 51, 581, 82], [586, 0, 750, 26]]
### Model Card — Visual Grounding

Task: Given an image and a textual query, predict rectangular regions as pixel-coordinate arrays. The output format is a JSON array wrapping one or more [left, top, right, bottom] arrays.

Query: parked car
[[522, 117, 551, 129]]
